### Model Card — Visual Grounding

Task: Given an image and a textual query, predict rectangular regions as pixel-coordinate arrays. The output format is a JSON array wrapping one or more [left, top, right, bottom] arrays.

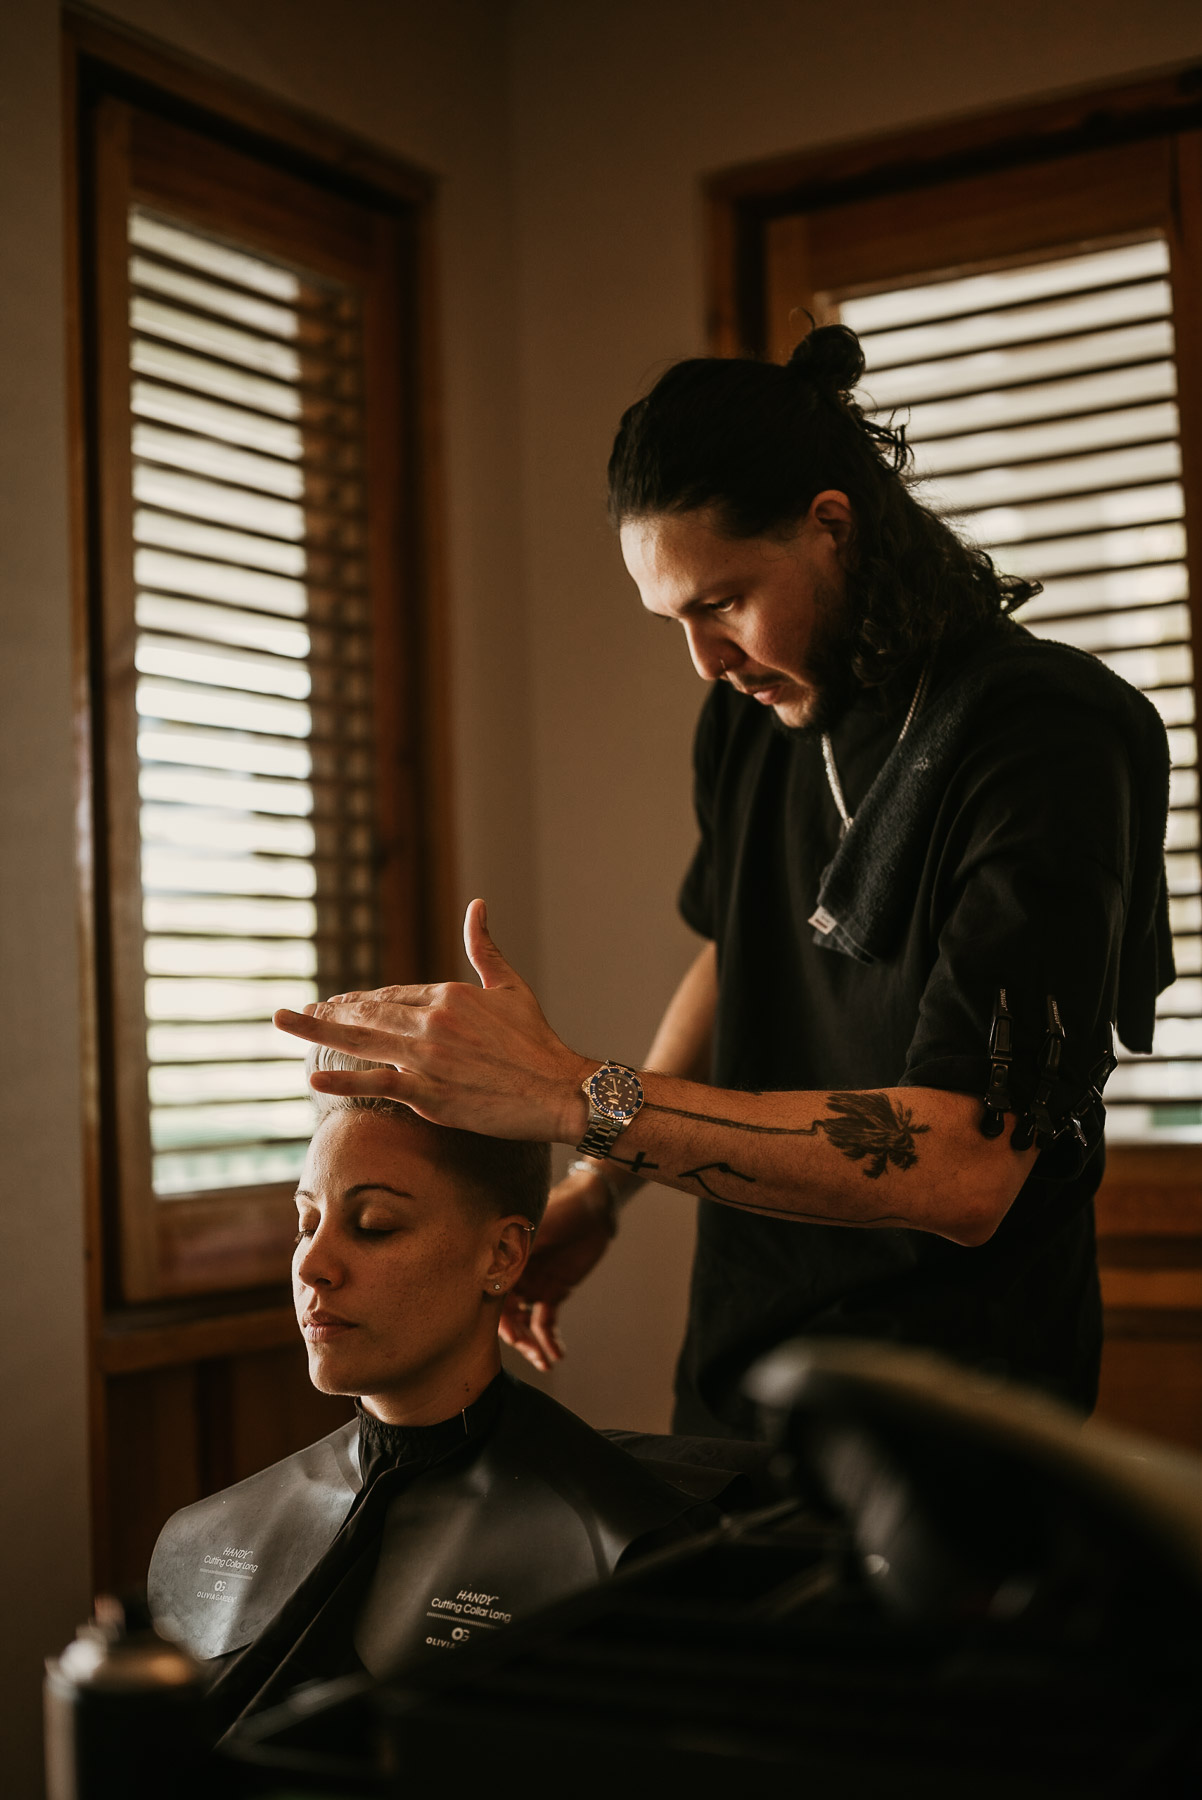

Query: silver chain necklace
[[821, 663, 931, 837]]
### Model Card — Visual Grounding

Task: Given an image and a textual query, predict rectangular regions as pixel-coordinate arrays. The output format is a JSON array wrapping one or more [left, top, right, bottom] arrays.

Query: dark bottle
[[44, 1593, 207, 1800]]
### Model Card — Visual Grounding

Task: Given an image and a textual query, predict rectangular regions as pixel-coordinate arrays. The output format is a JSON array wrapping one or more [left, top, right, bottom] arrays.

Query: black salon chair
[[227, 1343, 1202, 1798]]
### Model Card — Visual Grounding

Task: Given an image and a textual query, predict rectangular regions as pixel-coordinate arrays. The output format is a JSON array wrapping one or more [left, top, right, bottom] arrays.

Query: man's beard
[[770, 577, 861, 740]]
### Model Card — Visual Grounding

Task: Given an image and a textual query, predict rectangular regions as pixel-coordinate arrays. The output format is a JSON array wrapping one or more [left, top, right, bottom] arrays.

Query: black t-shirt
[[675, 663, 1136, 1437]]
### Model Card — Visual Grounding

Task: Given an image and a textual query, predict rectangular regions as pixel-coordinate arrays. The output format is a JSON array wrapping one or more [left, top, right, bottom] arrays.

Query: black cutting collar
[[354, 1369, 506, 1488]]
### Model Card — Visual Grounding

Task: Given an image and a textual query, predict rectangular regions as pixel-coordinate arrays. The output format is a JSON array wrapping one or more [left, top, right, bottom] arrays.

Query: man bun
[[786, 323, 865, 399]]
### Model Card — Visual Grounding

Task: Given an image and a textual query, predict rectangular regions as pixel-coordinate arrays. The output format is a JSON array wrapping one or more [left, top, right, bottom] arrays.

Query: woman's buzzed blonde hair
[[305, 1043, 550, 1228]]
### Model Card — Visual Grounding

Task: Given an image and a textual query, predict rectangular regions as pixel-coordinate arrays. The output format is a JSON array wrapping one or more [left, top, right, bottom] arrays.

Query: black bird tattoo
[[815, 1091, 930, 1179]]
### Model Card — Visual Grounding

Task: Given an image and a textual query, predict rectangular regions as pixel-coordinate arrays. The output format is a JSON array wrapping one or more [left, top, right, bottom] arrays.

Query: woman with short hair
[[149, 1048, 745, 1743]]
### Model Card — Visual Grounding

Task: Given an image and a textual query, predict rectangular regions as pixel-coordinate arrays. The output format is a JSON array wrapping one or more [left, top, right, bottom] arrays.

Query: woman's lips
[[303, 1311, 357, 1341]]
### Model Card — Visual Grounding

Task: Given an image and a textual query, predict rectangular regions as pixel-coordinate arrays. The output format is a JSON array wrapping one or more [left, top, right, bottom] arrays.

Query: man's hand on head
[[273, 899, 593, 1143]]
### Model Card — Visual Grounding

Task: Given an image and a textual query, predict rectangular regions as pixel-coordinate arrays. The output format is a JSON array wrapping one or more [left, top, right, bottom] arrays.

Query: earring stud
[[493, 1281, 502, 1292]]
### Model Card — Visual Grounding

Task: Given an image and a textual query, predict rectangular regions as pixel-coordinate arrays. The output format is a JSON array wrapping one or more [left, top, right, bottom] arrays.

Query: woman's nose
[[295, 1228, 340, 1289]]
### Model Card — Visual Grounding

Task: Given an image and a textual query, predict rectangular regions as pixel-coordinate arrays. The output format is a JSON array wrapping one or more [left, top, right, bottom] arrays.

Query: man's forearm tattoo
[[645, 1090, 930, 1181], [818, 1092, 930, 1178], [603, 1148, 906, 1224], [677, 1160, 908, 1225], [677, 1161, 755, 1200], [607, 1148, 659, 1176]]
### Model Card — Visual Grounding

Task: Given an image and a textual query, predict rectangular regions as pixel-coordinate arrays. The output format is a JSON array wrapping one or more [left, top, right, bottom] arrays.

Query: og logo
[[451, 1627, 470, 1642]]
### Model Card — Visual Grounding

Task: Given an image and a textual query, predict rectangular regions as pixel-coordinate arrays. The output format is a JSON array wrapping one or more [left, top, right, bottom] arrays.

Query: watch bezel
[[585, 1062, 644, 1123]]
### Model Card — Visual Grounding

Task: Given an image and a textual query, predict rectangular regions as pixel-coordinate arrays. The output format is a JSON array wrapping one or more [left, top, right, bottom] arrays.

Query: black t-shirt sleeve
[[898, 697, 1131, 1171], [679, 688, 724, 940]]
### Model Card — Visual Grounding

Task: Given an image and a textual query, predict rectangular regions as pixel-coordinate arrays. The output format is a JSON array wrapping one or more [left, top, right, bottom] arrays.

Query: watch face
[[588, 1064, 644, 1122]]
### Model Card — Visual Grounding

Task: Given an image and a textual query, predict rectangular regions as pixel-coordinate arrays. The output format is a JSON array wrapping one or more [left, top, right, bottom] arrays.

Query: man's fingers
[[293, 990, 436, 1028], [313, 991, 437, 1017], [275, 1007, 333, 1043], [307, 1064, 415, 1101], [274, 1009, 422, 1066], [323, 985, 438, 1008], [499, 1288, 566, 1371], [527, 1302, 565, 1367], [499, 1299, 551, 1372], [463, 898, 524, 993]]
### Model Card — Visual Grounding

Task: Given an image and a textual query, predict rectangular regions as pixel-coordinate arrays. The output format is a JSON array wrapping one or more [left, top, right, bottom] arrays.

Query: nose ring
[[718, 657, 727, 675]]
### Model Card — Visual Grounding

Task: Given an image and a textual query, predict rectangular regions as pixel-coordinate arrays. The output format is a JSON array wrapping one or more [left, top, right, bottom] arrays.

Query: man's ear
[[484, 1216, 533, 1297], [808, 488, 854, 554]]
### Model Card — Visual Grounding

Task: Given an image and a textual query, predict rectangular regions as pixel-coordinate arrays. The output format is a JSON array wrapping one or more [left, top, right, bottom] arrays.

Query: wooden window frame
[[64, 12, 458, 1325]]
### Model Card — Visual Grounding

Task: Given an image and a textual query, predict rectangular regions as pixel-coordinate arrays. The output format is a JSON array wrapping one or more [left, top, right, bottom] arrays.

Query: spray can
[[44, 1592, 207, 1800]]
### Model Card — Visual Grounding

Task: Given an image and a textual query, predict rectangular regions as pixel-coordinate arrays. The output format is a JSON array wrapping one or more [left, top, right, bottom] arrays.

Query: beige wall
[[3, 0, 1201, 1785], [0, 4, 91, 1788]]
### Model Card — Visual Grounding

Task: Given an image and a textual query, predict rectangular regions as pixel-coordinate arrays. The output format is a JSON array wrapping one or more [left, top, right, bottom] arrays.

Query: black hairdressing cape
[[148, 1371, 744, 1740]]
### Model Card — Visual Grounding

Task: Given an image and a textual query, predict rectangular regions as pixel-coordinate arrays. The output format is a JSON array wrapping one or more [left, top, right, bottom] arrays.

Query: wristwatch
[[576, 1061, 644, 1160]]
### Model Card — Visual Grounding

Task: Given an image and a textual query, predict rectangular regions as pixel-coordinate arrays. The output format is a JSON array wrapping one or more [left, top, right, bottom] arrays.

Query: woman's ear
[[483, 1216, 533, 1298]]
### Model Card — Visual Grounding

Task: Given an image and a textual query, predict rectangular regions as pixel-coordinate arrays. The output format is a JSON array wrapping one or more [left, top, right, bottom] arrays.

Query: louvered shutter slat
[[845, 238, 1201, 1142], [127, 206, 378, 1197]]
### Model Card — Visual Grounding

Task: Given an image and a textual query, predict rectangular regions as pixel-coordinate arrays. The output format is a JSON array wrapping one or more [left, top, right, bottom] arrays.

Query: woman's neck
[[358, 1339, 503, 1427]]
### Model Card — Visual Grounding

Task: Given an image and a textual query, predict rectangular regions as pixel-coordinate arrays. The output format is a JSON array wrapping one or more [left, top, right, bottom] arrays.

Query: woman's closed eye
[[354, 1210, 407, 1237], [292, 1214, 401, 1245]]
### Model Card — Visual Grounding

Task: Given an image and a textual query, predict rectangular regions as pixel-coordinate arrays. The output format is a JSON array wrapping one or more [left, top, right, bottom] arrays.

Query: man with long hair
[[277, 327, 1172, 1439]]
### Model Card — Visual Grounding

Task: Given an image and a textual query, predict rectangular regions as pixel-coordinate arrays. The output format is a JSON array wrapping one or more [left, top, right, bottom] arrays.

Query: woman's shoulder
[[502, 1375, 764, 1511], [147, 1420, 360, 1661], [159, 1417, 360, 1535]]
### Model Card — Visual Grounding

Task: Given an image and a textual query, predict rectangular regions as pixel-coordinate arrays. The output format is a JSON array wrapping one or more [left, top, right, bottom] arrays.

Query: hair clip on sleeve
[[980, 988, 1014, 1138], [1066, 1026, 1118, 1151], [1011, 995, 1065, 1152]]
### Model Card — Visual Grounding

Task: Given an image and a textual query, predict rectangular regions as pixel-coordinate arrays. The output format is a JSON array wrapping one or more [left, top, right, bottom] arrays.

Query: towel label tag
[[808, 906, 838, 935]]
